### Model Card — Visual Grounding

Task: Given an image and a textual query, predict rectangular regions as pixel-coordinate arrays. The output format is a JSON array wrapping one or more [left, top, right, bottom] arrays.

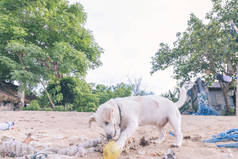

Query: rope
[[217, 142, 238, 148]]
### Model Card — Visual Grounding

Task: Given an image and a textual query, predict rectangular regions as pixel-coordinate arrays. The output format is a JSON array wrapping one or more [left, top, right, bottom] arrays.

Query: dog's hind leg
[[151, 117, 168, 144], [169, 114, 183, 147]]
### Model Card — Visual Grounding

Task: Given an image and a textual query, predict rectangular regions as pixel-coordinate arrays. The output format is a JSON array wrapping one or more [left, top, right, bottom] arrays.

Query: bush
[[42, 107, 53, 111], [24, 100, 41, 111], [36, 78, 134, 112], [55, 106, 66, 111]]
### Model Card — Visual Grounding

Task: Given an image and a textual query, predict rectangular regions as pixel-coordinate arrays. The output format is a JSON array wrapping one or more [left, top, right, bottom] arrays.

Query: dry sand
[[0, 111, 238, 159]]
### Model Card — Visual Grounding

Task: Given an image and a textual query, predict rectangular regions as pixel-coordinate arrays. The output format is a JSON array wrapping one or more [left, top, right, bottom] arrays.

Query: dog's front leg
[[116, 120, 138, 151]]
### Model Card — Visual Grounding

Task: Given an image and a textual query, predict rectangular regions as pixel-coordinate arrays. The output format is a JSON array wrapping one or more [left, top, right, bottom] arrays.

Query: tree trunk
[[230, 21, 238, 116], [40, 80, 55, 110], [219, 81, 231, 114], [236, 64, 238, 116], [18, 88, 25, 109]]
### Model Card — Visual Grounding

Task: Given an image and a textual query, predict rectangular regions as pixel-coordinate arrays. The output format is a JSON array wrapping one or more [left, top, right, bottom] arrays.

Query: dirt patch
[[0, 111, 237, 159]]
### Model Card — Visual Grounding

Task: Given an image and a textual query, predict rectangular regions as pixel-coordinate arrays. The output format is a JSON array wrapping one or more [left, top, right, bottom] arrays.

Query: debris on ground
[[139, 136, 150, 146], [162, 149, 176, 159], [204, 128, 238, 148], [0, 136, 34, 157], [23, 133, 36, 144], [0, 122, 14, 131], [183, 136, 191, 140], [0, 135, 154, 158]]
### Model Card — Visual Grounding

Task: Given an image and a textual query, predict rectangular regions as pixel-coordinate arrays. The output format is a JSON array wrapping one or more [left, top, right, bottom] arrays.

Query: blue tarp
[[193, 78, 220, 116]]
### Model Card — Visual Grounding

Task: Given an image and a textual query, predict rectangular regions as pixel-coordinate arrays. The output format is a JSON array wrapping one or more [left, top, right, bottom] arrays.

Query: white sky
[[71, 0, 212, 95]]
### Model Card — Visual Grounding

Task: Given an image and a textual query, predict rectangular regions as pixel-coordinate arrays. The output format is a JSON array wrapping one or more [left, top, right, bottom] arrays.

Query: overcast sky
[[71, 0, 212, 94]]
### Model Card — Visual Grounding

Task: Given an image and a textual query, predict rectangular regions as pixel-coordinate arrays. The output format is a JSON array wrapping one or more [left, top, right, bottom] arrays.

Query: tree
[[151, 0, 238, 114], [36, 81, 133, 112], [231, 20, 238, 116], [38, 77, 99, 112], [127, 77, 153, 96], [0, 0, 103, 108], [92, 83, 133, 105], [161, 88, 180, 103]]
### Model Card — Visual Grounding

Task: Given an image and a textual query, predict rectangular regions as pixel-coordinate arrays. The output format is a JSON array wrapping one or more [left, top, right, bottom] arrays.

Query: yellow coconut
[[103, 141, 120, 159]]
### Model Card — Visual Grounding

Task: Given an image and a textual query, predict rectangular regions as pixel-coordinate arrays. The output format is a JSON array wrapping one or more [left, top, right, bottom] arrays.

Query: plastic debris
[[0, 138, 34, 157], [204, 129, 238, 143], [0, 122, 14, 131], [204, 129, 238, 148], [217, 142, 238, 148], [169, 132, 175, 137], [217, 74, 233, 83]]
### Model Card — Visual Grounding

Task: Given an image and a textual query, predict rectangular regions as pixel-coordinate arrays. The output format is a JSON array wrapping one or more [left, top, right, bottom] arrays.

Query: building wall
[[0, 89, 20, 111], [185, 81, 235, 114], [208, 89, 235, 112], [0, 102, 15, 111]]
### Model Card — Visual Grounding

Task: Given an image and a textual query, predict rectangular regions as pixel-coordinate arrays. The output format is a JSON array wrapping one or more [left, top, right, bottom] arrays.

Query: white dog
[[89, 84, 193, 150]]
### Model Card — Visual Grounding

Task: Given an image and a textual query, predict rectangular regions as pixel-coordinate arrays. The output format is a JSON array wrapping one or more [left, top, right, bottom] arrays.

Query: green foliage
[[74, 92, 99, 112], [92, 83, 132, 105], [47, 83, 63, 105], [0, 0, 103, 92], [37, 94, 50, 107], [23, 100, 41, 111], [34, 80, 134, 112], [55, 106, 66, 111], [64, 104, 74, 111], [37, 77, 99, 111], [151, 1, 238, 82], [60, 77, 83, 105], [161, 88, 179, 103], [42, 107, 53, 111], [151, 0, 238, 112]]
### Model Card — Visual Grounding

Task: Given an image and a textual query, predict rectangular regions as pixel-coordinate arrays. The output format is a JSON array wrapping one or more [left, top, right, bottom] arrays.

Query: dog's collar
[[117, 103, 122, 128]]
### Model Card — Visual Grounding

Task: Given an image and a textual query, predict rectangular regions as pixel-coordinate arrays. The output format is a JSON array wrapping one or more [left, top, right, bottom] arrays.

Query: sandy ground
[[0, 111, 238, 159]]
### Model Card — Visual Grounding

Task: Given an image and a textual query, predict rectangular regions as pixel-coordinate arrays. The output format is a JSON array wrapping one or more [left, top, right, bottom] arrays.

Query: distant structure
[[0, 82, 21, 111], [0, 82, 34, 111], [207, 82, 235, 112], [182, 78, 235, 115]]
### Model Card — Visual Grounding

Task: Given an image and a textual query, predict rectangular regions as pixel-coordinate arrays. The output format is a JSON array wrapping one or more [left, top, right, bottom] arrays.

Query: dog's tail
[[175, 85, 188, 108]]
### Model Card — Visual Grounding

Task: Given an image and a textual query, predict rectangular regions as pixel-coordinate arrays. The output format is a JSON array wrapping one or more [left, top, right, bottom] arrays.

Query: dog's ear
[[88, 114, 96, 128], [105, 107, 115, 122]]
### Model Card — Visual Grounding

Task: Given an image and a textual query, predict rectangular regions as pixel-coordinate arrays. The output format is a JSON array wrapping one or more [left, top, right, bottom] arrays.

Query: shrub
[[55, 106, 66, 111], [24, 100, 41, 111], [42, 107, 53, 111]]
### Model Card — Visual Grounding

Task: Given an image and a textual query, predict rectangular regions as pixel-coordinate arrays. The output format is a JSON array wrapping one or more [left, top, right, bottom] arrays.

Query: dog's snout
[[106, 134, 112, 140]]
